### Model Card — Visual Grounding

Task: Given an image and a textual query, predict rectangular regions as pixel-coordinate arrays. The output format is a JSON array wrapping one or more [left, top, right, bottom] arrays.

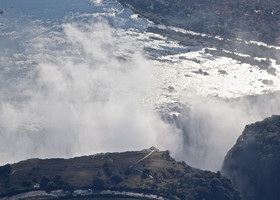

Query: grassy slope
[[0, 150, 240, 200]]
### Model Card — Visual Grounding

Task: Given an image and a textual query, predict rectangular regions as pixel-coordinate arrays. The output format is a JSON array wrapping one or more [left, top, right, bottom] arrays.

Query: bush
[[21, 181, 32, 188], [97, 171, 101, 177], [92, 177, 105, 190], [40, 176, 51, 188], [104, 167, 112, 177], [110, 175, 123, 184], [64, 183, 75, 192], [54, 175, 64, 186], [141, 169, 151, 179], [124, 168, 132, 176], [167, 168, 176, 176]]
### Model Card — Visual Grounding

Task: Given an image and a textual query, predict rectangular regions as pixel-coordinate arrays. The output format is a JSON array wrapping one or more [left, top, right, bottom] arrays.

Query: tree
[[0, 164, 11, 177], [141, 169, 151, 179], [92, 177, 105, 190], [40, 176, 51, 189], [54, 175, 64, 186], [104, 167, 112, 177]]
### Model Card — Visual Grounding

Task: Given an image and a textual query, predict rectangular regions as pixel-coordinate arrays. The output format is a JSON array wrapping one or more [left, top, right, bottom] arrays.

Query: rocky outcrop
[[222, 115, 280, 200]]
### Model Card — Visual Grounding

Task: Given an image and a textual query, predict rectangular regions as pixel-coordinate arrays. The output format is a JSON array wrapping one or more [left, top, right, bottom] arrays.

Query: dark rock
[[262, 79, 274, 86], [267, 67, 277, 76], [222, 115, 280, 200], [218, 70, 228, 75], [193, 69, 209, 76]]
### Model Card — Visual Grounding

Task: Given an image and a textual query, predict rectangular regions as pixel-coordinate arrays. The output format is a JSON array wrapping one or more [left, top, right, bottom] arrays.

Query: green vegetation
[[93, 177, 105, 190], [117, 0, 280, 71], [117, 0, 280, 44], [222, 115, 280, 200], [0, 164, 11, 177], [0, 150, 240, 200]]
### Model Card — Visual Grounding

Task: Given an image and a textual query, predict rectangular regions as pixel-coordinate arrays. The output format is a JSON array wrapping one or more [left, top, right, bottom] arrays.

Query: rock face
[[222, 115, 280, 200]]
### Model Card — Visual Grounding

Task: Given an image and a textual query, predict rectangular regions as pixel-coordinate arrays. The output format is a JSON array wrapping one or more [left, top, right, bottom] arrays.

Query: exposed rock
[[262, 79, 274, 86], [218, 70, 228, 75], [267, 67, 277, 76], [222, 115, 280, 200], [193, 69, 209, 76]]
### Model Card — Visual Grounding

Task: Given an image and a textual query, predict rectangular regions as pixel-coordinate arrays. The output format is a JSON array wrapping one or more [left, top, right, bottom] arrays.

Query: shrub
[[141, 169, 151, 179], [40, 176, 51, 188], [21, 181, 32, 188], [54, 175, 64, 186], [124, 168, 132, 176], [110, 175, 123, 184], [92, 177, 105, 190], [104, 167, 112, 177]]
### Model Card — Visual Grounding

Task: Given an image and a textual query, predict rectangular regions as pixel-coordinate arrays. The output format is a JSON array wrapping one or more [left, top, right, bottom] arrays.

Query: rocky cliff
[[222, 115, 280, 200]]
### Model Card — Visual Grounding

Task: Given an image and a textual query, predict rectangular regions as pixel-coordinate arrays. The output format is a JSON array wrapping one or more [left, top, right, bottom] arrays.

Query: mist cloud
[[0, 20, 182, 165], [171, 92, 280, 171], [90, 0, 103, 5]]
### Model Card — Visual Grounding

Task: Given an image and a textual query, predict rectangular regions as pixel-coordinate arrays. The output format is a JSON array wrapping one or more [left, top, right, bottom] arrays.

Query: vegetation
[[117, 0, 280, 72], [117, 0, 280, 45], [93, 177, 105, 190], [222, 115, 280, 200], [0, 164, 11, 177], [0, 150, 240, 200]]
